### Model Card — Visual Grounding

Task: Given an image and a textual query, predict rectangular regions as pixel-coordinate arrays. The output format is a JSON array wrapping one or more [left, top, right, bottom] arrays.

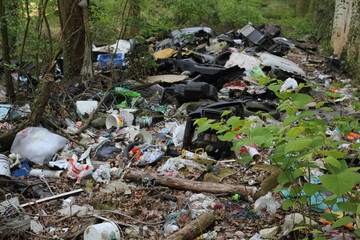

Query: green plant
[[194, 77, 360, 237]]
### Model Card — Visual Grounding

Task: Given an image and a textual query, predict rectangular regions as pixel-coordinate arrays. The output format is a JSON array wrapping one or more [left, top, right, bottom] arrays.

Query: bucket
[[84, 221, 121, 240], [0, 154, 11, 177], [106, 114, 126, 131]]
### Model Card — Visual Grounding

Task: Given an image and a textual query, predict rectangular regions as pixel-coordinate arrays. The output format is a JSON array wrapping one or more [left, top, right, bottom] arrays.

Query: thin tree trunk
[[79, 0, 93, 79], [57, 0, 85, 83], [0, 0, 15, 102]]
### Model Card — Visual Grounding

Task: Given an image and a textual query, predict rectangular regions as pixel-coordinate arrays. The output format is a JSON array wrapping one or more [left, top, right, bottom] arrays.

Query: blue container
[[97, 53, 125, 68]]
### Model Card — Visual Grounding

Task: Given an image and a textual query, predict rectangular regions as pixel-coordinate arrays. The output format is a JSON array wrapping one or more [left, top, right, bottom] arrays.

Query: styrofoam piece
[[76, 101, 98, 116]]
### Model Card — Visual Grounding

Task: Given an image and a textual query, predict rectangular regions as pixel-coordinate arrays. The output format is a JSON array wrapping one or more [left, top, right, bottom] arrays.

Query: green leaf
[[217, 131, 237, 141], [221, 110, 232, 117], [293, 168, 303, 178], [354, 229, 360, 237], [282, 199, 294, 210], [320, 150, 346, 159], [352, 143, 360, 150], [197, 120, 214, 133], [282, 115, 298, 126], [315, 102, 325, 109], [337, 202, 354, 212], [320, 213, 338, 222], [287, 127, 304, 139], [286, 106, 298, 116], [297, 196, 307, 203], [292, 93, 313, 107], [226, 116, 241, 127], [332, 216, 354, 228], [303, 183, 320, 196], [313, 237, 327, 240], [324, 156, 341, 169], [193, 118, 207, 126], [320, 171, 360, 196], [292, 226, 308, 231], [284, 138, 313, 154], [320, 107, 335, 112]]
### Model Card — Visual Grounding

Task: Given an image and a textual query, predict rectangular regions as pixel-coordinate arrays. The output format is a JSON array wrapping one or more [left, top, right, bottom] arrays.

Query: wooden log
[[165, 212, 215, 240], [124, 170, 256, 196]]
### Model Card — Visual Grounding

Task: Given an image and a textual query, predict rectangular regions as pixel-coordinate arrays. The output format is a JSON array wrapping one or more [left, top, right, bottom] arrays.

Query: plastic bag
[[11, 127, 68, 165], [280, 78, 298, 92], [66, 154, 93, 182], [254, 192, 281, 215]]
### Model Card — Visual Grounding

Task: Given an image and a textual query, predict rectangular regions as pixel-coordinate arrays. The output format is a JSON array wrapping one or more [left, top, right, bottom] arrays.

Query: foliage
[[194, 77, 360, 234]]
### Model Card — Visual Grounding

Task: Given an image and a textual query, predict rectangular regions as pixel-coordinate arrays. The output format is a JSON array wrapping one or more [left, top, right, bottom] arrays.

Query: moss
[[203, 168, 237, 183]]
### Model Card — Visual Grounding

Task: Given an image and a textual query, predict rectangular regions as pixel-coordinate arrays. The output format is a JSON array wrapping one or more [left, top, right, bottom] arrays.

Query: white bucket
[[29, 169, 63, 178], [0, 154, 11, 177], [84, 221, 121, 240], [106, 114, 126, 131]]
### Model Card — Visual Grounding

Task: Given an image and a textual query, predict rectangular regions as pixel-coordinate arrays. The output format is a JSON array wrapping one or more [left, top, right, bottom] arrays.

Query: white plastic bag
[[280, 78, 298, 92], [11, 127, 68, 165], [254, 192, 281, 215], [66, 154, 93, 182]]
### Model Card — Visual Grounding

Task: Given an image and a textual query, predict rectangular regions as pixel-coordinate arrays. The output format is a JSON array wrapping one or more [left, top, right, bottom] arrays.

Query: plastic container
[[139, 117, 153, 128], [0, 154, 11, 177], [84, 221, 121, 240], [106, 114, 126, 131], [97, 53, 125, 69]]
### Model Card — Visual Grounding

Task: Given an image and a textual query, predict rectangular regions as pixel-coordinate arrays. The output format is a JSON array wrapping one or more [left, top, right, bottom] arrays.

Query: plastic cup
[[84, 221, 121, 240], [106, 114, 126, 131], [0, 154, 11, 177]]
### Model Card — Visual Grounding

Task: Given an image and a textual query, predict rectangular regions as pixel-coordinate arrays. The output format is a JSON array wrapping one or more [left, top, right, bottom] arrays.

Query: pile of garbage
[[0, 23, 359, 239]]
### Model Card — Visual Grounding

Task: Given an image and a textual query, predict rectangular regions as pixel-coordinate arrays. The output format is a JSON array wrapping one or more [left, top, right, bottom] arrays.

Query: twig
[[55, 209, 81, 223], [219, 168, 242, 183], [93, 214, 136, 228], [45, 116, 87, 149], [96, 210, 165, 225]]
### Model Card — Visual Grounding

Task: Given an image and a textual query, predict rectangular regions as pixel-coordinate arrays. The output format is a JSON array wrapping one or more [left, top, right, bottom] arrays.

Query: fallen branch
[[165, 212, 215, 240], [124, 170, 257, 196]]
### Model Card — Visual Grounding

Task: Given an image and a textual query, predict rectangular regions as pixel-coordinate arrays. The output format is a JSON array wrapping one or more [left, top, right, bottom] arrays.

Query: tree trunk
[[57, 0, 85, 83], [30, 73, 54, 125], [79, 0, 93, 79], [0, 0, 15, 102]]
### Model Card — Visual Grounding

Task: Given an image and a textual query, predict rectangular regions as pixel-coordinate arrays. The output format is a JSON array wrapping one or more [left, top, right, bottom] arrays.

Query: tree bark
[[57, 0, 85, 83], [124, 170, 257, 196], [165, 212, 215, 240], [0, 0, 15, 102], [78, 0, 93, 80], [30, 73, 54, 125]]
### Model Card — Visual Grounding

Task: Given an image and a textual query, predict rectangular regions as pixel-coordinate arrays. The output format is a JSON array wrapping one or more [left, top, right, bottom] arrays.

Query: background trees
[[0, 0, 358, 101]]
